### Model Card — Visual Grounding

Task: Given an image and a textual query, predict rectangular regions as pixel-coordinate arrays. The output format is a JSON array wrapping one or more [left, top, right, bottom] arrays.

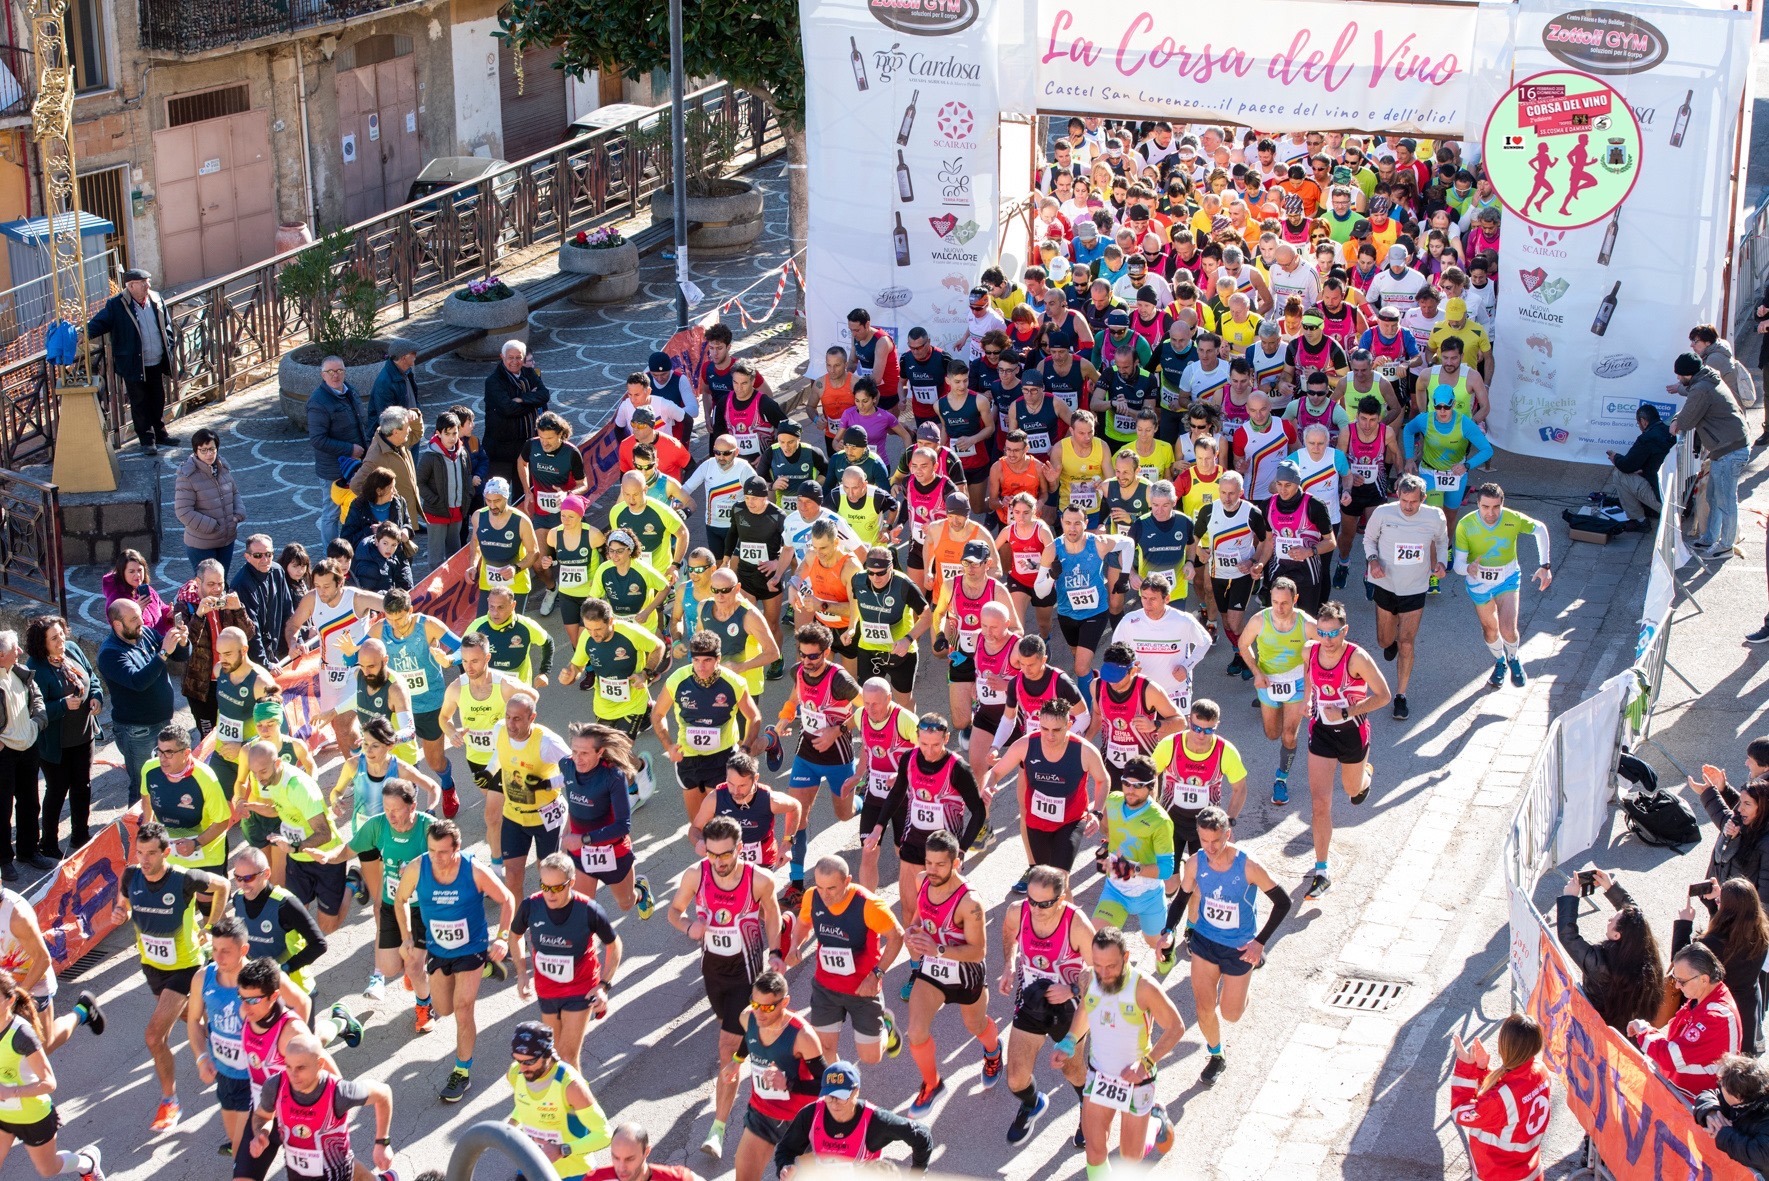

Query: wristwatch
[[375, 1138, 392, 1146]]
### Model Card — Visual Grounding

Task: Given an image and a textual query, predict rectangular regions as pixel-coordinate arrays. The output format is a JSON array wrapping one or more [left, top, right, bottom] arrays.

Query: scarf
[[425, 434, 466, 525]]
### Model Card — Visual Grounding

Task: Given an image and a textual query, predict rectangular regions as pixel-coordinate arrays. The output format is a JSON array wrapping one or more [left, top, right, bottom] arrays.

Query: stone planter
[[278, 346, 389, 432], [442, 290, 530, 361], [650, 179, 765, 256], [560, 239, 641, 305]]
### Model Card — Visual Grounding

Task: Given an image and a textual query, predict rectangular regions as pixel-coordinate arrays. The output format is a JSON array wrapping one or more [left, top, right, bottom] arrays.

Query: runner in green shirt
[[348, 777, 436, 1012], [1092, 761, 1177, 961], [246, 742, 351, 936]]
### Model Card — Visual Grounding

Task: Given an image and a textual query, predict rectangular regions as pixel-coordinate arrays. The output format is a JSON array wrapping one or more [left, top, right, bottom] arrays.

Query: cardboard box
[[1568, 526, 1612, 545]]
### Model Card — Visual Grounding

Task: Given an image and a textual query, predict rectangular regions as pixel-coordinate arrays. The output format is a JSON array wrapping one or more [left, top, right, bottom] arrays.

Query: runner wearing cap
[[1359, 304, 1423, 407], [773, 1060, 933, 1174], [774, 624, 860, 898], [1038, 330, 1098, 416], [900, 328, 953, 422], [786, 856, 905, 1064], [918, 492, 993, 605], [1093, 338, 1156, 452], [469, 476, 540, 615], [721, 476, 793, 680], [558, 721, 654, 919], [653, 631, 762, 824], [511, 852, 623, 1074], [626, 422, 691, 492], [1258, 461, 1336, 616], [644, 349, 699, 445], [1453, 483, 1553, 689], [1003, 370, 1071, 474], [1283, 369, 1351, 440], [1403, 386, 1494, 539], [504, 1021, 611, 1178], [1302, 601, 1392, 898], [519, 413, 587, 618], [826, 428, 895, 500], [1113, 569, 1210, 713], [844, 547, 928, 706], [540, 495, 598, 651], [588, 527, 673, 639], [1086, 644, 1183, 796], [725, 969, 825, 1181], [1428, 297, 1492, 382], [678, 435, 760, 557], [767, 422, 828, 508], [998, 865, 1095, 1145], [931, 540, 1012, 734]]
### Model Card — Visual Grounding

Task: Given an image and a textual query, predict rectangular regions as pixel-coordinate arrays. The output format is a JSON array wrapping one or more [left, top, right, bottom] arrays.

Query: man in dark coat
[[483, 339, 551, 492], [306, 355, 370, 544], [87, 267, 179, 452]]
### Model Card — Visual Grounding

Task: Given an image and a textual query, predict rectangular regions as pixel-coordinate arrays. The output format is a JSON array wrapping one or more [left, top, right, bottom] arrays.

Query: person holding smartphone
[[1555, 867, 1666, 1034], [1672, 877, 1769, 1054]]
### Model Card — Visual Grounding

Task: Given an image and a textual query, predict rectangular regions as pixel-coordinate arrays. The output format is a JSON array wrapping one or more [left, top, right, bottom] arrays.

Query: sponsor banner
[[1529, 930, 1757, 1181], [802, 0, 1002, 373], [24, 811, 142, 975], [1489, 0, 1752, 463], [1024, 0, 1480, 134]]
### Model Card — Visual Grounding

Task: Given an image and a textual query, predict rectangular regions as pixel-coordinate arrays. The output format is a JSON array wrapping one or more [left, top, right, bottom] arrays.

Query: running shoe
[[364, 971, 386, 1001], [483, 958, 510, 982], [635, 874, 655, 921], [1332, 563, 1349, 589], [75, 990, 104, 1036], [218, 1141, 233, 1158], [908, 1078, 945, 1118], [1391, 694, 1409, 720], [883, 1010, 903, 1057], [1271, 770, 1289, 806], [765, 660, 785, 681], [1487, 657, 1506, 688], [1010, 870, 1030, 895], [1427, 575, 1440, 595], [1072, 1123, 1087, 1149], [1748, 618, 1769, 645], [781, 602, 795, 627], [1238, 657, 1253, 681], [439, 1067, 472, 1103], [331, 1002, 364, 1049], [539, 589, 558, 617], [900, 967, 918, 1002], [1226, 652, 1246, 677], [1148, 1104, 1176, 1159], [347, 866, 370, 906], [1006, 1091, 1049, 1145], [1200, 1053, 1228, 1086], [700, 1121, 725, 1159], [1382, 642, 1398, 662], [440, 787, 461, 819], [414, 1001, 435, 1033], [779, 881, 806, 911], [981, 1047, 1003, 1088], [1508, 657, 1526, 688], [75, 1146, 104, 1181], [764, 725, 784, 772], [150, 1099, 180, 1131], [1306, 872, 1332, 900]]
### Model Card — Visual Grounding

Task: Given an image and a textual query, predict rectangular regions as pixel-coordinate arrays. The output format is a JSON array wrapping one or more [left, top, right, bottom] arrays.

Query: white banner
[[802, 0, 1003, 376], [1554, 672, 1631, 866], [1021, 0, 1483, 134], [1489, 0, 1754, 464]]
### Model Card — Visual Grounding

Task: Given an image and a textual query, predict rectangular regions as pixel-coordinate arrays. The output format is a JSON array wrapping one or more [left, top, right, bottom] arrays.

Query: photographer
[[1631, 943, 1742, 1100], [1557, 868, 1666, 1033], [1673, 878, 1769, 1055], [1695, 1055, 1769, 1172], [1695, 768, 1769, 902]]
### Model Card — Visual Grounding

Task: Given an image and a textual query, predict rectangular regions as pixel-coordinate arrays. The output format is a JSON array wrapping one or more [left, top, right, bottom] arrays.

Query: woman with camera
[[1695, 774, 1769, 901], [1673, 877, 1769, 1054], [1557, 868, 1666, 1033]]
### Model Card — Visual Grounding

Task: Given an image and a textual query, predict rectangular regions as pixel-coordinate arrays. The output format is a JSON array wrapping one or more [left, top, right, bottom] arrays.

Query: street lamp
[[669, 0, 688, 329]]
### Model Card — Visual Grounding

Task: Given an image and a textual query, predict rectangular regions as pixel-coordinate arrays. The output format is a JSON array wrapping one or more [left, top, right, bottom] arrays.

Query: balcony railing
[[0, 46, 33, 119], [0, 82, 784, 470], [138, 0, 427, 54]]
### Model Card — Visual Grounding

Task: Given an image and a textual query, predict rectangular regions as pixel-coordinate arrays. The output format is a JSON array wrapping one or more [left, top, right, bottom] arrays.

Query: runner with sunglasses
[[511, 852, 622, 1074], [242, 1031, 398, 1181], [845, 547, 930, 710], [1091, 758, 1177, 961], [727, 971, 824, 1181], [967, 601, 1022, 788], [188, 917, 302, 1160], [230, 957, 342, 1181], [774, 624, 861, 904], [1086, 644, 1183, 793], [865, 713, 987, 940], [1301, 600, 1392, 900], [691, 753, 801, 874], [653, 632, 763, 834], [667, 816, 785, 1161], [504, 1021, 611, 1180], [998, 865, 1095, 1146]]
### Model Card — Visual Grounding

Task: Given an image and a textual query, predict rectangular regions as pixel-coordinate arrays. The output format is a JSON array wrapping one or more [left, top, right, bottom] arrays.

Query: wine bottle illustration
[[897, 89, 919, 147], [896, 151, 914, 203], [1597, 209, 1619, 266], [893, 213, 910, 267], [850, 37, 868, 92], [1592, 281, 1620, 336], [1670, 89, 1691, 148]]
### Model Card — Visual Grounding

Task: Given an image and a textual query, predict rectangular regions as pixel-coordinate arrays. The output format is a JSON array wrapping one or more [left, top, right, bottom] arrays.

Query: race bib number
[[740, 841, 765, 865], [1377, 360, 1401, 381], [704, 925, 741, 955], [1264, 669, 1303, 702], [940, 563, 962, 587], [913, 383, 939, 405], [1066, 585, 1100, 612], [1392, 542, 1425, 566], [324, 667, 350, 688], [977, 677, 1006, 706], [521, 1126, 562, 1151], [925, 957, 960, 985], [485, 564, 514, 589], [958, 628, 979, 654], [280, 822, 308, 848], [1087, 1070, 1136, 1113], [1138, 464, 1162, 483], [285, 1146, 325, 1175], [1275, 537, 1309, 562], [535, 489, 563, 515], [215, 716, 244, 745], [1213, 551, 1243, 578], [1202, 897, 1241, 929], [211, 1033, 245, 1071], [140, 932, 178, 966], [1430, 468, 1463, 493], [685, 725, 722, 751], [467, 729, 495, 755], [535, 952, 575, 983], [1171, 781, 1209, 810], [557, 565, 588, 590], [911, 519, 928, 544], [738, 541, 768, 566], [1112, 411, 1138, 436], [539, 797, 566, 832], [1476, 565, 1506, 583], [860, 620, 894, 647], [579, 842, 617, 873], [818, 945, 856, 975], [735, 431, 761, 456], [430, 917, 471, 949], [954, 441, 977, 459], [753, 1066, 791, 1101], [1025, 431, 1051, 454], [1350, 462, 1379, 484], [910, 797, 943, 830], [599, 677, 631, 704], [1070, 481, 1098, 511], [1105, 742, 1136, 768], [869, 768, 896, 798], [399, 667, 430, 698], [1030, 791, 1065, 823], [801, 708, 827, 736], [711, 492, 738, 526]]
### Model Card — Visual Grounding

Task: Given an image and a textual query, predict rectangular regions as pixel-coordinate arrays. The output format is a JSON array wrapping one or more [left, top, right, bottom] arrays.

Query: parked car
[[570, 104, 667, 187]]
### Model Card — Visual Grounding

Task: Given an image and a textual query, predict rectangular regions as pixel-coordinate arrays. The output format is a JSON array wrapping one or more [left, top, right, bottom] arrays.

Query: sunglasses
[[247, 551, 272, 559], [688, 565, 710, 575], [749, 1000, 784, 1014], [239, 993, 271, 1006], [867, 566, 892, 575], [1121, 777, 1155, 789], [513, 1054, 542, 1067], [1027, 896, 1059, 909], [983, 349, 1002, 357], [714, 449, 737, 458], [539, 881, 570, 894], [1317, 626, 1346, 639], [232, 870, 265, 883], [713, 586, 736, 595], [634, 461, 655, 471], [917, 722, 949, 733], [1189, 724, 1216, 735], [802, 650, 826, 661]]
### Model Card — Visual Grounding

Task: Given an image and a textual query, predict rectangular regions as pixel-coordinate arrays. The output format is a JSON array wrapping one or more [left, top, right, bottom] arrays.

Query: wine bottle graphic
[[896, 151, 913, 203], [1592, 281, 1620, 336], [850, 37, 868, 92], [893, 213, 910, 267], [897, 89, 919, 147], [1670, 89, 1691, 148], [1597, 209, 1619, 266]]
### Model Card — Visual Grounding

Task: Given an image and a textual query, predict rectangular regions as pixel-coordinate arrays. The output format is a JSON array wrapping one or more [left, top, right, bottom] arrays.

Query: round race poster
[[1482, 69, 1642, 230]]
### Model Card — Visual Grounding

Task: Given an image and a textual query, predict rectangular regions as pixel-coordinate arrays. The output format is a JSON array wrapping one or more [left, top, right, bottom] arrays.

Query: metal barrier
[[0, 466, 65, 615]]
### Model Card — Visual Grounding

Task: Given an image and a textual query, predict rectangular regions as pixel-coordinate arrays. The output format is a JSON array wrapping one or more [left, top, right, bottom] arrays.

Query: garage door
[[500, 46, 569, 162], [153, 102, 276, 288]]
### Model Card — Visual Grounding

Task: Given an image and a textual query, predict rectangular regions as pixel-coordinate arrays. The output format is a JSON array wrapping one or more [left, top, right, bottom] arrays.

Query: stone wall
[[39, 457, 163, 568]]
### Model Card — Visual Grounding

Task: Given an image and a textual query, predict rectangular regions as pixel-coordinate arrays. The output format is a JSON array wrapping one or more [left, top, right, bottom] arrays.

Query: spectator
[[1696, 773, 1769, 903], [350, 405, 424, 529], [1449, 1014, 1550, 1181], [306, 355, 370, 544], [1695, 1055, 1769, 1173], [173, 561, 254, 739], [23, 615, 100, 858], [416, 409, 473, 572], [370, 338, 420, 418], [452, 404, 491, 509], [342, 468, 416, 553], [1674, 878, 1769, 1055], [483, 340, 551, 490], [1601, 405, 1674, 529], [278, 542, 313, 601], [86, 266, 178, 453], [618, 410, 691, 482], [0, 631, 47, 880], [1689, 324, 1755, 412], [1752, 284, 1769, 447], [1670, 351, 1749, 559], [1632, 943, 1741, 1099], [229, 534, 296, 666], [1557, 867, 1665, 1033], [102, 548, 172, 634], [96, 598, 189, 804], [174, 428, 246, 575], [350, 522, 415, 593]]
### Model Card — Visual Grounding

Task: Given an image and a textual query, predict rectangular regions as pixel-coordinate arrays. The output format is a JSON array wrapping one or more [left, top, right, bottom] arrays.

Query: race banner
[[22, 810, 142, 975], [1024, 0, 1480, 134], [801, 0, 1004, 374], [1488, 0, 1754, 463], [1529, 929, 1755, 1181]]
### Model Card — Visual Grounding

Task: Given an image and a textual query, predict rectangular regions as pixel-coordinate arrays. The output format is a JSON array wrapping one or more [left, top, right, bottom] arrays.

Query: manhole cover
[[1326, 976, 1407, 1013]]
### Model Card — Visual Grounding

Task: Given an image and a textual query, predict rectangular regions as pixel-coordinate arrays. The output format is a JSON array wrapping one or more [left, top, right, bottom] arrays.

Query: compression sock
[[1076, 671, 1096, 706], [790, 829, 808, 884], [1086, 1164, 1111, 1181], [1314, 861, 1328, 873], [1486, 638, 1506, 660], [1012, 1083, 1038, 1110], [455, 1057, 473, 1073], [1503, 640, 1520, 660], [72, 1000, 91, 1026], [1278, 743, 1297, 774], [56, 1150, 96, 1176], [439, 760, 456, 792], [1208, 1043, 1222, 1056], [910, 1037, 940, 1089], [710, 1118, 726, 1140]]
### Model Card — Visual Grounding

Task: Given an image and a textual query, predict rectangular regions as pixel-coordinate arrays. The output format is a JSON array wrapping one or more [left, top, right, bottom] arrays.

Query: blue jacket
[[306, 382, 370, 479], [370, 359, 419, 419], [97, 626, 188, 728]]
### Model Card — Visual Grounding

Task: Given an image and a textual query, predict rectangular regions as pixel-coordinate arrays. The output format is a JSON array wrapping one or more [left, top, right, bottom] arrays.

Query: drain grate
[[1326, 976, 1407, 1013]]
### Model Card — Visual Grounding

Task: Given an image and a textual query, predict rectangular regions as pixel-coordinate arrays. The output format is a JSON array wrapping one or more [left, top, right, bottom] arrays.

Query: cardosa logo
[[870, 0, 979, 38], [1542, 10, 1668, 74]]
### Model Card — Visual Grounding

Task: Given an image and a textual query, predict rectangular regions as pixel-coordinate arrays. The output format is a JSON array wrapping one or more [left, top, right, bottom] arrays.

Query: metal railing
[[0, 45, 33, 118], [138, 0, 426, 54], [0, 249, 118, 363], [0, 467, 65, 615], [0, 81, 781, 469]]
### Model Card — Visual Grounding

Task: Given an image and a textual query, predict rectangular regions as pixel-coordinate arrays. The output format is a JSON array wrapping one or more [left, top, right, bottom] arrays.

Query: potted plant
[[560, 225, 641, 305], [276, 230, 388, 430], [646, 107, 765, 256], [442, 274, 530, 360]]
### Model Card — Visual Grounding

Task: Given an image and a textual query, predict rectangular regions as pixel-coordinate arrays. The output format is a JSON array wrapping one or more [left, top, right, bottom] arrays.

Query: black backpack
[[1619, 753, 1701, 850]]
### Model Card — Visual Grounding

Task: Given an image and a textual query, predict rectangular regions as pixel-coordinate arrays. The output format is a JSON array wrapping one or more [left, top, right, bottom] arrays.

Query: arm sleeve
[[278, 895, 330, 975], [1254, 885, 1292, 945], [772, 1106, 818, 1173], [1529, 519, 1551, 567], [584, 775, 632, 845], [949, 761, 988, 850], [875, 754, 912, 827], [865, 1107, 935, 1169], [528, 623, 554, 677], [789, 1054, 827, 1098]]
